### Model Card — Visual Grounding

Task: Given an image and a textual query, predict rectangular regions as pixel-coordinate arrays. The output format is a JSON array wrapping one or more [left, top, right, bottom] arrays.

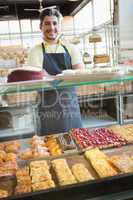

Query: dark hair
[[39, 8, 61, 26]]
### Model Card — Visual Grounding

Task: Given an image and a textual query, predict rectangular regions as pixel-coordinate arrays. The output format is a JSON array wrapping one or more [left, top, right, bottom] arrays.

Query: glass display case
[[79, 95, 119, 128], [0, 74, 133, 200]]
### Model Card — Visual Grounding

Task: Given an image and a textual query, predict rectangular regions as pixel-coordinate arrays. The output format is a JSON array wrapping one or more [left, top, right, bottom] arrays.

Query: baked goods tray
[[70, 127, 129, 151], [1, 145, 133, 200], [0, 133, 79, 163]]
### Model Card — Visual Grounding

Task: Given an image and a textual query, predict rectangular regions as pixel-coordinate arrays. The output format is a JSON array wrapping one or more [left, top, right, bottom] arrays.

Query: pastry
[[49, 149, 62, 156], [32, 180, 55, 191], [17, 176, 31, 185], [0, 143, 5, 150], [0, 161, 18, 177], [89, 34, 102, 43], [109, 154, 133, 173], [15, 184, 31, 194], [45, 136, 62, 156], [0, 189, 8, 198], [30, 159, 55, 192], [93, 54, 110, 64], [31, 135, 45, 148], [5, 144, 18, 153], [5, 153, 17, 162], [33, 150, 49, 158], [31, 171, 52, 183], [15, 166, 31, 193], [51, 159, 77, 186], [19, 148, 33, 160], [32, 135, 41, 141], [33, 146, 49, 158], [109, 125, 133, 142], [0, 150, 6, 161], [30, 160, 49, 169], [16, 167, 29, 177], [0, 159, 3, 164], [71, 163, 94, 182], [5, 141, 20, 153], [30, 167, 45, 176], [85, 148, 118, 178]]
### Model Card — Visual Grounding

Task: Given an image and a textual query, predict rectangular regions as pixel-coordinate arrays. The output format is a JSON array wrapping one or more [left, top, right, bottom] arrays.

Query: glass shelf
[[0, 74, 133, 95]]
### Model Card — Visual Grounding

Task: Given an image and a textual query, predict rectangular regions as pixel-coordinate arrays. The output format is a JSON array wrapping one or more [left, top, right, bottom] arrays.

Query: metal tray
[[1, 144, 133, 200]]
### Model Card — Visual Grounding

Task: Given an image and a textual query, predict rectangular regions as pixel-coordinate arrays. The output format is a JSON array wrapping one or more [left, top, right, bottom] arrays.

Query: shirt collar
[[43, 39, 63, 47]]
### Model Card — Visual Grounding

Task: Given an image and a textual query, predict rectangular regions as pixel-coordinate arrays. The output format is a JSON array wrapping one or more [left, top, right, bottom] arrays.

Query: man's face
[[40, 16, 60, 41]]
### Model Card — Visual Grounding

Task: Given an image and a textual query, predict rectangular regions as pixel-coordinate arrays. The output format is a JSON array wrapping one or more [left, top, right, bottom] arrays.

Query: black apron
[[38, 43, 82, 134]]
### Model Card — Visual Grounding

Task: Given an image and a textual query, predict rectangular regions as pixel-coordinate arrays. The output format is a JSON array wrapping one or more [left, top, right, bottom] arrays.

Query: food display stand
[[0, 73, 133, 200]]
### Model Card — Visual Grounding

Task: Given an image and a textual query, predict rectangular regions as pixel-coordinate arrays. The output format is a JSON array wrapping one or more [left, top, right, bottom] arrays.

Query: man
[[28, 8, 84, 134]]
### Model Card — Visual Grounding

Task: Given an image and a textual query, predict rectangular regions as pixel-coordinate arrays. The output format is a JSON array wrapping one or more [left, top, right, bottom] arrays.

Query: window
[[74, 2, 92, 32], [20, 20, 31, 32], [94, 0, 111, 26], [0, 21, 9, 34], [31, 20, 40, 32], [9, 20, 20, 33]]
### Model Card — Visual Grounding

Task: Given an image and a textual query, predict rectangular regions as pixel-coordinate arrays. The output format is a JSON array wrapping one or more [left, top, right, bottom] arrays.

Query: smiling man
[[28, 8, 84, 134], [41, 13, 60, 42]]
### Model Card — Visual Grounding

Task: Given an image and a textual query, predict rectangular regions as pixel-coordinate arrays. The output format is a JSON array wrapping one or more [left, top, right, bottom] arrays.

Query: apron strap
[[41, 42, 71, 57], [42, 43, 45, 54], [41, 42, 72, 69], [61, 44, 72, 67]]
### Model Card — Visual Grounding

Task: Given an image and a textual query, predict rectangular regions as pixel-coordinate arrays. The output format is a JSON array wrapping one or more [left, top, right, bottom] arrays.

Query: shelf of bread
[[93, 54, 110, 64], [0, 133, 78, 163], [55, 69, 119, 83], [0, 141, 133, 199], [89, 34, 102, 43], [0, 45, 28, 66], [4, 91, 38, 105]]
